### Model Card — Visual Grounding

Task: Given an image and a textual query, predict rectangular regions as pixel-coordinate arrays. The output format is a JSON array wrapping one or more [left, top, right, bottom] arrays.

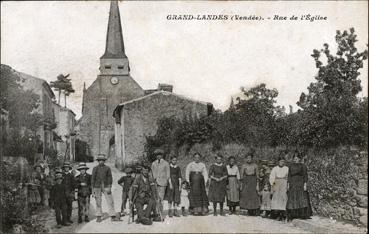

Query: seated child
[[260, 183, 272, 218], [50, 168, 69, 228], [118, 167, 135, 216], [179, 181, 190, 216]]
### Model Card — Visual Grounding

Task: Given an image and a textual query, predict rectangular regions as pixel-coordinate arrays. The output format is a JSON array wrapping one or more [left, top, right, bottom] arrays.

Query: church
[[78, 1, 213, 169]]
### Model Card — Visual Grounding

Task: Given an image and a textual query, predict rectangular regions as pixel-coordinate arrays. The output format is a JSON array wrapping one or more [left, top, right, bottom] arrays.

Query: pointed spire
[[101, 1, 127, 59]]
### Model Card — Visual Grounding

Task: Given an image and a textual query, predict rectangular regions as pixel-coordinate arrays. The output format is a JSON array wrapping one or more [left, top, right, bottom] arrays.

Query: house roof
[[112, 90, 211, 118]]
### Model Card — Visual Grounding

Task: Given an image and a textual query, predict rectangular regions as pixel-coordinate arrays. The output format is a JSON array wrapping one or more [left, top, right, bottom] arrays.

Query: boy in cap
[[62, 162, 75, 224], [151, 149, 171, 216], [75, 163, 91, 223], [91, 154, 120, 222], [50, 168, 69, 228], [118, 167, 135, 216], [130, 163, 161, 225]]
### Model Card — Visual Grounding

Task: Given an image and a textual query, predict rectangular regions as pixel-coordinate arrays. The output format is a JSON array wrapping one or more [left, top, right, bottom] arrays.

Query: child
[[50, 168, 69, 228], [179, 181, 190, 216], [27, 172, 41, 213], [75, 163, 92, 223], [118, 167, 134, 216], [260, 183, 272, 218], [166, 156, 182, 217]]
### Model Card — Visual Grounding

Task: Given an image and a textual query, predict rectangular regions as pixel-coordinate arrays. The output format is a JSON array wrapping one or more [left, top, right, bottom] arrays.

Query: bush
[[1, 161, 48, 233]]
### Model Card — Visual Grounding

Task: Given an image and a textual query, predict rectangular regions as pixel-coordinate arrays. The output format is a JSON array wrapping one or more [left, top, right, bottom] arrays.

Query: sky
[[1, 1, 368, 118]]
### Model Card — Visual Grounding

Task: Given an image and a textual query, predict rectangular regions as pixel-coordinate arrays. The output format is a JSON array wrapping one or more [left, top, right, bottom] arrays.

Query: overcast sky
[[1, 1, 368, 118]]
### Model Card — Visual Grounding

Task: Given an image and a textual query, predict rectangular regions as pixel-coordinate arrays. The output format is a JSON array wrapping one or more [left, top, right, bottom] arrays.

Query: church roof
[[100, 1, 127, 59]]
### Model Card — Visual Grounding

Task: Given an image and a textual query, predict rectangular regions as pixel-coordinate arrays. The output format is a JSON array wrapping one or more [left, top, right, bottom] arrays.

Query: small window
[[105, 65, 111, 69], [118, 66, 124, 69]]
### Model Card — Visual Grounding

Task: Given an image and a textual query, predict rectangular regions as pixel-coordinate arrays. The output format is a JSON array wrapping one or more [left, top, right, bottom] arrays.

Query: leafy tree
[[297, 28, 368, 147]]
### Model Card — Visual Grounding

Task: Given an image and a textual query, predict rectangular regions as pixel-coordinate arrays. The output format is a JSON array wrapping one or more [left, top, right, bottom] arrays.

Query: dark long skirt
[[240, 175, 260, 210], [286, 175, 308, 210], [189, 172, 209, 213], [208, 178, 227, 203], [165, 179, 180, 204]]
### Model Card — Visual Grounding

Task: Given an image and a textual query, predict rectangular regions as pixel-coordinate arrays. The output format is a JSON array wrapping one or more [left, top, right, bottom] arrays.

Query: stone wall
[[169, 143, 368, 227], [115, 91, 210, 169], [78, 75, 144, 158]]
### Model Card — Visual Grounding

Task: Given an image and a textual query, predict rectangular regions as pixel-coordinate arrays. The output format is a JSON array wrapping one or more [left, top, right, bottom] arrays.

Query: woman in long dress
[[226, 156, 240, 214], [208, 155, 228, 216], [287, 153, 311, 220], [185, 153, 209, 215], [240, 153, 260, 216], [269, 157, 289, 221]]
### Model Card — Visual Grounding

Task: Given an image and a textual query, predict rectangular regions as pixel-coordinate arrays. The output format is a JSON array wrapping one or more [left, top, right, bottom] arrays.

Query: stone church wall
[[79, 75, 144, 158]]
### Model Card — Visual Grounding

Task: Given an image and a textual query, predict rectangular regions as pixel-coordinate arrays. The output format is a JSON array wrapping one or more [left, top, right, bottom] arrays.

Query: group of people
[[181, 151, 312, 222], [117, 149, 312, 225], [36, 148, 312, 228]]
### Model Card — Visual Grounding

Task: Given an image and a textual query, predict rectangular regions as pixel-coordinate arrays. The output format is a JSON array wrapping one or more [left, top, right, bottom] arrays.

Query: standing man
[[91, 154, 120, 222], [131, 164, 162, 225], [62, 162, 75, 224], [151, 149, 171, 217], [75, 162, 91, 223]]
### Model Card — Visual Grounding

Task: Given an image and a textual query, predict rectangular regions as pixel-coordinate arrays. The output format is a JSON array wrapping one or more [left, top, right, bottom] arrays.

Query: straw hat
[[77, 162, 89, 171], [96, 154, 107, 161]]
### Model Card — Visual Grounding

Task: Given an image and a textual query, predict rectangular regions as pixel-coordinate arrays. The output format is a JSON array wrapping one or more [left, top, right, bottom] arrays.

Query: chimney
[[158, 83, 173, 92], [289, 105, 293, 114]]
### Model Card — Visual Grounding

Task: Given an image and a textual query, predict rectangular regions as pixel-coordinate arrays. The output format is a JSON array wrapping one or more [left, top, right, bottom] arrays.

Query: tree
[[50, 74, 75, 107], [296, 28, 368, 147]]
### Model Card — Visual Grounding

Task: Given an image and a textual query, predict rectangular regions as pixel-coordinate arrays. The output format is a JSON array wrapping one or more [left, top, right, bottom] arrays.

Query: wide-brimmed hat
[[77, 163, 89, 171], [96, 154, 107, 161], [153, 149, 164, 156], [54, 168, 63, 175], [125, 167, 133, 174], [63, 162, 72, 169]]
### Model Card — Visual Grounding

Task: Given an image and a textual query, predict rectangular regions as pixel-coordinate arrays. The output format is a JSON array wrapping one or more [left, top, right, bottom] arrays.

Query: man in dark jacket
[[91, 154, 120, 222], [130, 164, 161, 225], [75, 163, 91, 223], [62, 162, 75, 224], [50, 168, 69, 228]]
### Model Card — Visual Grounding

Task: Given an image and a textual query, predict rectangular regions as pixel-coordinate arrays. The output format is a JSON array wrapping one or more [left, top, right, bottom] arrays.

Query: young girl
[[260, 183, 272, 218], [166, 156, 182, 217], [179, 181, 190, 216]]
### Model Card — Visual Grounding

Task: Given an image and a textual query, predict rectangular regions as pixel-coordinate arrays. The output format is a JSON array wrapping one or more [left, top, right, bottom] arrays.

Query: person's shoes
[[220, 210, 226, 216], [213, 211, 218, 216], [174, 209, 180, 217], [168, 209, 173, 218], [111, 216, 121, 222], [84, 216, 89, 222], [78, 217, 83, 223], [153, 216, 162, 222], [96, 216, 102, 223], [67, 219, 73, 224], [62, 223, 70, 226], [140, 217, 153, 225], [56, 224, 62, 229], [120, 211, 126, 217]]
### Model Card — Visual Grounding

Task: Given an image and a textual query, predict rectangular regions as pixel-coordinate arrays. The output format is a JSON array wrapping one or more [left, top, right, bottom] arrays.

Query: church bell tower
[[99, 0, 130, 77]]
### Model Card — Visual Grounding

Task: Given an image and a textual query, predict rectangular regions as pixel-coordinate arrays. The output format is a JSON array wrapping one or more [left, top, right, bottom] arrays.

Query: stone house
[[18, 71, 57, 160], [113, 91, 213, 169], [53, 103, 76, 161]]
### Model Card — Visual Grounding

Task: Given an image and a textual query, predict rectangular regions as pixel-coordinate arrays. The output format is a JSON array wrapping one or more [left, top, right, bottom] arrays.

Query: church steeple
[[99, 0, 130, 76], [101, 0, 126, 59]]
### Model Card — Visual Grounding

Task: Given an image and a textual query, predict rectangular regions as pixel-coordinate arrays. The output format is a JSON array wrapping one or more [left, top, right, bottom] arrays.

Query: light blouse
[[226, 165, 240, 180], [185, 161, 208, 183], [269, 166, 289, 185]]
